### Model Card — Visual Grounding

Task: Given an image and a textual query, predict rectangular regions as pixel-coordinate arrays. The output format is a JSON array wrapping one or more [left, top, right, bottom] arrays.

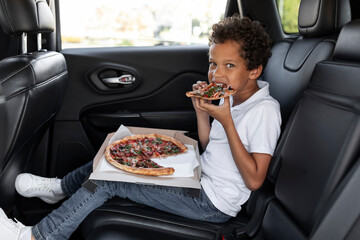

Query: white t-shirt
[[200, 80, 281, 217]]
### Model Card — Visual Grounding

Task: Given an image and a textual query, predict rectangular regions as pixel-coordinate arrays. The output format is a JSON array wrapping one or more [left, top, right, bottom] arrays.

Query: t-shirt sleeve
[[242, 102, 282, 156]]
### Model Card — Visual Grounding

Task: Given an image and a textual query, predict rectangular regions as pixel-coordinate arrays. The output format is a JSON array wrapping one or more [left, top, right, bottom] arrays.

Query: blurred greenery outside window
[[59, 0, 226, 48], [277, 0, 301, 33]]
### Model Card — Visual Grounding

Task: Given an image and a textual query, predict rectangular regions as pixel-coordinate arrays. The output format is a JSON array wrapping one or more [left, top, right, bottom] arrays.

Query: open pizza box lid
[[89, 125, 201, 189]]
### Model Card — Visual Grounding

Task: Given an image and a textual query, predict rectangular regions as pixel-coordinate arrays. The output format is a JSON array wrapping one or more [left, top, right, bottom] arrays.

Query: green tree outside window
[[277, 0, 301, 33]]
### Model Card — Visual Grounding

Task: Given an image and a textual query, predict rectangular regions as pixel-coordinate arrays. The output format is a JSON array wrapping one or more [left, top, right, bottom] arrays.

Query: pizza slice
[[186, 82, 237, 100], [106, 155, 175, 176]]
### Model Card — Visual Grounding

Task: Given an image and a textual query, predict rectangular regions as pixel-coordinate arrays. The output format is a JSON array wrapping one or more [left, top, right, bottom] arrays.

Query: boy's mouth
[[211, 79, 225, 85], [212, 82, 228, 88], [214, 82, 235, 91]]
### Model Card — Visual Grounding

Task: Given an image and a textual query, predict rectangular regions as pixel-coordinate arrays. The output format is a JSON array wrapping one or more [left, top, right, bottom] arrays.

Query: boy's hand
[[191, 81, 212, 149], [198, 96, 232, 126], [191, 81, 211, 117]]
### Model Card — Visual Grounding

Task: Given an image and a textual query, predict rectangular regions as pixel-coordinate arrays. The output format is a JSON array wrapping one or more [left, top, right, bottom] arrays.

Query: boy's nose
[[212, 66, 223, 77]]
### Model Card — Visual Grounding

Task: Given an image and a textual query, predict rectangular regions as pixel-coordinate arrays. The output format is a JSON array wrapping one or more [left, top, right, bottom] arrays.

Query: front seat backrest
[[0, 0, 68, 214]]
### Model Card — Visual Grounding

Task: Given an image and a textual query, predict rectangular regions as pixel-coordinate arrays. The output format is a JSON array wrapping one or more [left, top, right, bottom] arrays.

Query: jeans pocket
[[200, 192, 231, 223], [201, 210, 231, 223]]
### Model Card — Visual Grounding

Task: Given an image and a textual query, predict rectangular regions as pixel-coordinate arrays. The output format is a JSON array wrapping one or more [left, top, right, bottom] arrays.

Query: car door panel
[[50, 46, 208, 176]]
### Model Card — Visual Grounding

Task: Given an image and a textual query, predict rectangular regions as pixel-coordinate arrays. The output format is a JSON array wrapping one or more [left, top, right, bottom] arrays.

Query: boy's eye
[[209, 62, 216, 67], [226, 63, 235, 68]]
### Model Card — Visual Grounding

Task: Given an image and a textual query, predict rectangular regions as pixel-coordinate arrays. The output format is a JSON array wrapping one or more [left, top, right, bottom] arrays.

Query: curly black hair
[[209, 16, 272, 71]]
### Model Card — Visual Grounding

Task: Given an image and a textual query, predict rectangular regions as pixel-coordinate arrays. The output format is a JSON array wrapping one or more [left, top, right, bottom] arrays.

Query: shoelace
[[27, 176, 56, 192]]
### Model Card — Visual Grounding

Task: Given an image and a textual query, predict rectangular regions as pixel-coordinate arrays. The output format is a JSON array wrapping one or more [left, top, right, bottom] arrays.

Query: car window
[[277, 0, 301, 34], [59, 0, 227, 49]]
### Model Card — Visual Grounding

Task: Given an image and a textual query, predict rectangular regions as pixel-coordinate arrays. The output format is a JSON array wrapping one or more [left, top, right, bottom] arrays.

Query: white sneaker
[[15, 173, 65, 204], [0, 208, 30, 240]]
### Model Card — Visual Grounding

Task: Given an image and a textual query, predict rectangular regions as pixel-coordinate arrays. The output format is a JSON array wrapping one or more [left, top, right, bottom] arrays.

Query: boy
[[0, 16, 281, 240]]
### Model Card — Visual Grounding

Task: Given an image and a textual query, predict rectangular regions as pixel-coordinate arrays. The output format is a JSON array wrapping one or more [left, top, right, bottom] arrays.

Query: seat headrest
[[0, 0, 54, 36], [333, 20, 360, 62], [298, 0, 351, 37]]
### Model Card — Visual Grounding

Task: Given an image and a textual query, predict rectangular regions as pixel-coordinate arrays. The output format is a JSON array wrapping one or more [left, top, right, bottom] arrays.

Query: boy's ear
[[249, 65, 263, 80]]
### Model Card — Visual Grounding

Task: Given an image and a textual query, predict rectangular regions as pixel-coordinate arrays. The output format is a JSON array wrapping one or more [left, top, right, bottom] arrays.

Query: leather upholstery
[[0, 52, 67, 170], [258, 20, 360, 239], [262, 38, 335, 125], [298, 0, 351, 37], [333, 19, 360, 61], [0, 0, 54, 35], [82, 198, 229, 240], [0, 0, 68, 213]]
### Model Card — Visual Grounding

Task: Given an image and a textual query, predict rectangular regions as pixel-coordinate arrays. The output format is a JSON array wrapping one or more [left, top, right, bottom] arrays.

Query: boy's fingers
[[194, 98, 207, 112], [192, 81, 208, 90], [199, 99, 214, 111], [196, 80, 207, 86], [197, 99, 207, 110]]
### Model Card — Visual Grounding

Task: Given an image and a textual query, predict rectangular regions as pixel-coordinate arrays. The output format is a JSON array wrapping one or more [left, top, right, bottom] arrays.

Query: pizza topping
[[203, 83, 223, 98], [135, 159, 160, 168]]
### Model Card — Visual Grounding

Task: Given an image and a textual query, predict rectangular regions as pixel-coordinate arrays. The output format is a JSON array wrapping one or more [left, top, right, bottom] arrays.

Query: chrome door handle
[[102, 74, 136, 85]]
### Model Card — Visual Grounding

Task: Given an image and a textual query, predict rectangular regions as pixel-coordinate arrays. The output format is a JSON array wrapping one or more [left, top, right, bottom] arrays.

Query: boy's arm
[[191, 81, 211, 150], [198, 97, 271, 191], [195, 99, 211, 150], [223, 119, 271, 191]]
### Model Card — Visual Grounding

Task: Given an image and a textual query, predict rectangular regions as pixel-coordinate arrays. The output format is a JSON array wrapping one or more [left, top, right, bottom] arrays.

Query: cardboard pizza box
[[89, 126, 201, 189]]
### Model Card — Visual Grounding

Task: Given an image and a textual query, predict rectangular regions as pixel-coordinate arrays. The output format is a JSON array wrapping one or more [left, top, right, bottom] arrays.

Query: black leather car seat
[[254, 19, 360, 240], [0, 0, 68, 215], [80, 1, 351, 240], [262, 0, 351, 126]]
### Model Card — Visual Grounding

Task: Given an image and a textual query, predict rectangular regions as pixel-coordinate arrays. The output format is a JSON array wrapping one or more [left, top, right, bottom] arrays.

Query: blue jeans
[[32, 161, 231, 240]]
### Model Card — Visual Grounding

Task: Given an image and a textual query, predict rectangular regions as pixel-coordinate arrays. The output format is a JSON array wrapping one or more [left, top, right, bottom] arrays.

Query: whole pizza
[[105, 133, 187, 176], [186, 82, 237, 100]]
